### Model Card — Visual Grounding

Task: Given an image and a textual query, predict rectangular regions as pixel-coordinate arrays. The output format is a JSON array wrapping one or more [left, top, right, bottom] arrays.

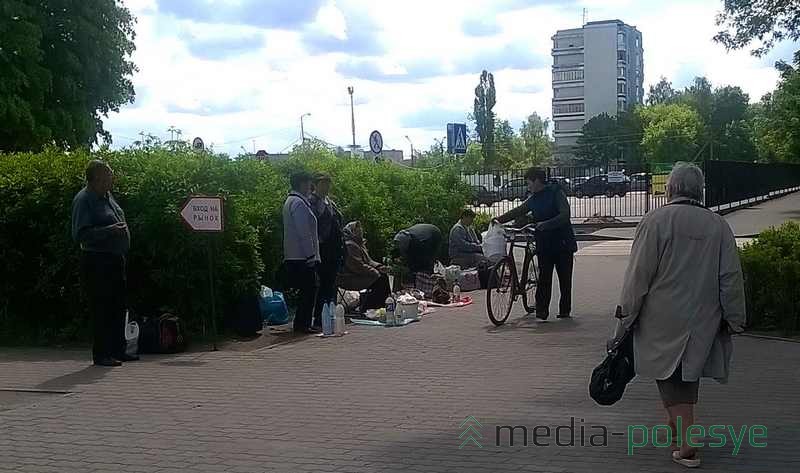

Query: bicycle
[[486, 224, 539, 326]]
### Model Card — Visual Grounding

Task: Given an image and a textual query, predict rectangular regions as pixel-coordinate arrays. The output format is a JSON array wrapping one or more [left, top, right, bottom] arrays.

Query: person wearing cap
[[282, 171, 321, 334], [309, 173, 345, 329]]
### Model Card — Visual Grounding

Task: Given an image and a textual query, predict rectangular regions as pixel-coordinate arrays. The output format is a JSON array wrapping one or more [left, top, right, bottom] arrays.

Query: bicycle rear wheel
[[521, 251, 540, 314], [487, 257, 515, 326]]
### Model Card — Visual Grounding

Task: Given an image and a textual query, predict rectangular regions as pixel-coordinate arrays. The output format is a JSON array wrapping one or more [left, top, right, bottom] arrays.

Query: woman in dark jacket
[[337, 221, 391, 311], [494, 167, 577, 319]]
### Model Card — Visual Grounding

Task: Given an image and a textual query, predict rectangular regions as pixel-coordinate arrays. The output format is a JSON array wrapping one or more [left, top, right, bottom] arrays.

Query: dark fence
[[705, 160, 800, 210], [463, 160, 800, 221], [463, 163, 670, 221]]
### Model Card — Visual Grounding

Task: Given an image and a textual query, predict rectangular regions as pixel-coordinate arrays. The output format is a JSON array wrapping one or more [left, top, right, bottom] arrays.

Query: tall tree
[[714, 0, 800, 56], [681, 77, 714, 126], [493, 119, 522, 168], [710, 85, 750, 134], [575, 113, 619, 166], [473, 70, 496, 166], [637, 103, 704, 163], [0, 0, 137, 152], [750, 52, 800, 162], [519, 112, 552, 165], [646, 77, 680, 106]]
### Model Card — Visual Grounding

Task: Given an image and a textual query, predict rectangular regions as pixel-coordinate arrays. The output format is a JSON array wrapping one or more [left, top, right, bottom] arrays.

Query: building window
[[555, 53, 583, 66], [554, 86, 584, 99], [555, 119, 583, 132], [552, 69, 584, 82], [617, 82, 627, 95], [618, 66, 626, 77], [553, 102, 585, 114], [617, 98, 627, 112], [617, 32, 626, 50]]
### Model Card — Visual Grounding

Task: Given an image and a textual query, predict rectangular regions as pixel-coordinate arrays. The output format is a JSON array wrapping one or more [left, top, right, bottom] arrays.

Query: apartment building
[[551, 19, 644, 161]]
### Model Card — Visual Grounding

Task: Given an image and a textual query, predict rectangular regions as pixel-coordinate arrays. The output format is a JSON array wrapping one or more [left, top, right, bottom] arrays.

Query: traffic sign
[[447, 123, 468, 154], [192, 137, 204, 151], [369, 130, 383, 154], [180, 196, 224, 233]]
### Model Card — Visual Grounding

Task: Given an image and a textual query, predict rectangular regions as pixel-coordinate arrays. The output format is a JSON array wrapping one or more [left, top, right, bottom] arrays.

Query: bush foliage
[[0, 146, 470, 344], [739, 222, 800, 335]]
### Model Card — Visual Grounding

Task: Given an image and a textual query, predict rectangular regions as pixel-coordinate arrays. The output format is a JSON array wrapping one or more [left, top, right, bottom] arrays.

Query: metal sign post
[[180, 196, 224, 351]]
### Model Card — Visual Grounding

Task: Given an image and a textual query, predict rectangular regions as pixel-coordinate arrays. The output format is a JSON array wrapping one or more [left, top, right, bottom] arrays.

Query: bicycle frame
[[501, 226, 537, 296]]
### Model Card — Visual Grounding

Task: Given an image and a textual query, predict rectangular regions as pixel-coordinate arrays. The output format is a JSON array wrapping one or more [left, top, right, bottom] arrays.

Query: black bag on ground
[[589, 306, 636, 406], [228, 294, 262, 337], [138, 313, 187, 354]]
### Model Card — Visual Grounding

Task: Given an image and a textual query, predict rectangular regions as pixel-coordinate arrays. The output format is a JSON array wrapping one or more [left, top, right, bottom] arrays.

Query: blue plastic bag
[[259, 290, 289, 325]]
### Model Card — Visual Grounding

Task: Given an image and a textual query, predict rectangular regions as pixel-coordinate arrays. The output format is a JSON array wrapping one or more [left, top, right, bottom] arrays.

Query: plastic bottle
[[334, 304, 345, 335], [453, 284, 461, 303], [322, 302, 333, 336], [385, 296, 396, 327]]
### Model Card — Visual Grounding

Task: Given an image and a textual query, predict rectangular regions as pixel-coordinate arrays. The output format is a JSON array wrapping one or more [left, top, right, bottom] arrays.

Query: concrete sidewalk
[[2, 252, 799, 472], [592, 190, 800, 240]]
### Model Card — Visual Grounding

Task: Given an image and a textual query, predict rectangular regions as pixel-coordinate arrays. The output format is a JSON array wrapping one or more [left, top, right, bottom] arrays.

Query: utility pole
[[347, 86, 356, 148], [405, 135, 414, 167], [300, 113, 311, 144]]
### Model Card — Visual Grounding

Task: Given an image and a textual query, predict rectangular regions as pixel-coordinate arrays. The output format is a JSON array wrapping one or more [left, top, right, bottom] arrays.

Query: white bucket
[[398, 301, 419, 321]]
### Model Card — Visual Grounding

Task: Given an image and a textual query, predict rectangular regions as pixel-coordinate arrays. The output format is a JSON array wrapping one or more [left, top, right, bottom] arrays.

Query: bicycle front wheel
[[487, 257, 515, 326], [521, 251, 539, 314]]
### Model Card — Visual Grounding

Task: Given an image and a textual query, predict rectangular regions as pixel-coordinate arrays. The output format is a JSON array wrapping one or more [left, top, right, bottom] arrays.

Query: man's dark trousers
[[535, 251, 574, 317], [313, 243, 338, 328], [81, 252, 127, 361], [286, 260, 319, 331]]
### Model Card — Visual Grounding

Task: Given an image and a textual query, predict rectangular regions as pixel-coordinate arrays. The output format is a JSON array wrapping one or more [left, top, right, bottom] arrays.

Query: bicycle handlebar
[[500, 223, 537, 234]]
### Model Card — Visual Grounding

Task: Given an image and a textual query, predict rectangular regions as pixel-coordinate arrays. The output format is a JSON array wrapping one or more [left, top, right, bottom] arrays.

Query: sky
[[105, 0, 799, 158]]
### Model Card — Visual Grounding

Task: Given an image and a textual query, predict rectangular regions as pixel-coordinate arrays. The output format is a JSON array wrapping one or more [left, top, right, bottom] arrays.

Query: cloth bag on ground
[[481, 224, 506, 260], [457, 269, 481, 292]]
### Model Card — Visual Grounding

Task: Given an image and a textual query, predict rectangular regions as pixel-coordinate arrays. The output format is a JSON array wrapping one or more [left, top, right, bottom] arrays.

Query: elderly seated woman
[[337, 221, 392, 311]]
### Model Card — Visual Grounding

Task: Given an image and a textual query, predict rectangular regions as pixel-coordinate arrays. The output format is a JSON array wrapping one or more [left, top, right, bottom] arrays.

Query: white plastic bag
[[124, 311, 139, 357], [482, 223, 507, 260]]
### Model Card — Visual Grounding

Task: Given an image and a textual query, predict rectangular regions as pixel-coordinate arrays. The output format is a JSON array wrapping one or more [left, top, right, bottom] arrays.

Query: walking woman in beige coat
[[616, 163, 746, 468]]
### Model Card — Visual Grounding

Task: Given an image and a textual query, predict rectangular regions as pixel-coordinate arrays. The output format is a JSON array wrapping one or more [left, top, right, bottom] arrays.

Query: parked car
[[572, 174, 630, 198], [548, 176, 572, 195], [470, 185, 499, 207], [498, 178, 530, 201], [629, 172, 651, 192]]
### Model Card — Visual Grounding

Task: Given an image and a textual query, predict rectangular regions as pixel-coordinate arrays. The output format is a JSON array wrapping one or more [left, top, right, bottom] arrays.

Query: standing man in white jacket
[[282, 171, 321, 334]]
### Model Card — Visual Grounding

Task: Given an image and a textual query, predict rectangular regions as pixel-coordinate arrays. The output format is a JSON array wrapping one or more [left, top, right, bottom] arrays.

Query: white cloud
[[106, 0, 798, 156]]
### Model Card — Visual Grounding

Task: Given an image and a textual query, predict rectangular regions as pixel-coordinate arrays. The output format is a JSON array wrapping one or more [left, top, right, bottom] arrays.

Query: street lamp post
[[300, 113, 311, 144], [405, 135, 414, 167], [347, 86, 356, 149]]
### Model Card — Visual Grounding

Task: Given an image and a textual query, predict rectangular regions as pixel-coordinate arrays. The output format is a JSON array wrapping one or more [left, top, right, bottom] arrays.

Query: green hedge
[[739, 222, 800, 335], [0, 147, 470, 344]]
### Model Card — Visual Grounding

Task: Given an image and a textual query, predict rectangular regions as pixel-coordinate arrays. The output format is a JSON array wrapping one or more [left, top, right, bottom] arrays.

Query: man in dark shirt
[[72, 160, 137, 366], [494, 168, 577, 320], [392, 224, 443, 275]]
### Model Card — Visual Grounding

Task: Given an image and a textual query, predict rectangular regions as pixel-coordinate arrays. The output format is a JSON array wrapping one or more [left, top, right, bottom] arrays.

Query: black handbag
[[589, 306, 637, 406]]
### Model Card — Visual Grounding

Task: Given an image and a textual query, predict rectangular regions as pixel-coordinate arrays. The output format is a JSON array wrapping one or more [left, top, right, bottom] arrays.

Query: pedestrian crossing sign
[[447, 123, 468, 154]]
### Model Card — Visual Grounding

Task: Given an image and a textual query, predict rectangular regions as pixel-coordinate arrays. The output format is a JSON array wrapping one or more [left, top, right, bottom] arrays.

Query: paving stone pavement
[[2, 254, 800, 472]]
